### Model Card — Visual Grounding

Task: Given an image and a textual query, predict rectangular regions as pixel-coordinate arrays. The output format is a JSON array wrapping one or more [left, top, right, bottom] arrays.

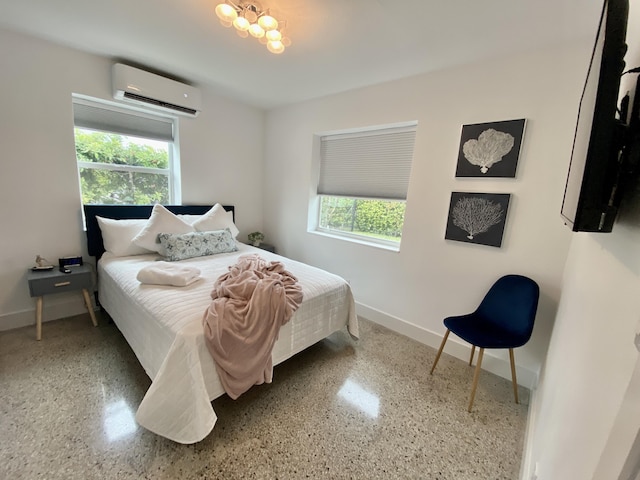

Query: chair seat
[[444, 313, 528, 349]]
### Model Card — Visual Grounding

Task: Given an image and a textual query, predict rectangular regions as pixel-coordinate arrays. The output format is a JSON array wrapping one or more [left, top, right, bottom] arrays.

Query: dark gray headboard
[[83, 204, 235, 259]]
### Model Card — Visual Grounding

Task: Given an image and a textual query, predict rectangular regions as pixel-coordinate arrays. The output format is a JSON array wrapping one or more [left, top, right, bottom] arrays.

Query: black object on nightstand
[[255, 243, 276, 254], [27, 264, 98, 340]]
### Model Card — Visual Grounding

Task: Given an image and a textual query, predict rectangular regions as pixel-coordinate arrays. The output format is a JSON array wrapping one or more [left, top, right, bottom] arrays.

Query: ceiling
[[0, 0, 604, 109]]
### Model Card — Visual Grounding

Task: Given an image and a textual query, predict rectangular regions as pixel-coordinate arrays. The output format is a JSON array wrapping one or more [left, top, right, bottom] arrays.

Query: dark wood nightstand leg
[[36, 296, 43, 341], [82, 289, 98, 327]]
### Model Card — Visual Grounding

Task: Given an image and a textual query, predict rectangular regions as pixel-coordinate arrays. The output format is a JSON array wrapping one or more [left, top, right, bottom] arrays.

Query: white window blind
[[318, 124, 417, 200], [73, 101, 174, 141]]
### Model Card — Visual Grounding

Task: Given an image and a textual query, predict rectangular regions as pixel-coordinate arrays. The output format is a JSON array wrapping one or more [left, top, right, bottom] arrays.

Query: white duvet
[[98, 243, 358, 444]]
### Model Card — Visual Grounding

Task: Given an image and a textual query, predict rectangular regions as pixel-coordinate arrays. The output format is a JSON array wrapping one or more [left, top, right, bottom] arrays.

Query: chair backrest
[[476, 274, 540, 346]]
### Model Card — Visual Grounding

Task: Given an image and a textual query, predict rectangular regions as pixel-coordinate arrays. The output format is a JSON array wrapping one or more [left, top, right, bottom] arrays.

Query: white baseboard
[[519, 385, 539, 480], [0, 295, 94, 332], [355, 302, 539, 389]]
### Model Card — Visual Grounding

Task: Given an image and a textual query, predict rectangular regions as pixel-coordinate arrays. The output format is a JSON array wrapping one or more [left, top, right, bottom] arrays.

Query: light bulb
[[265, 29, 281, 42], [219, 20, 232, 28], [258, 15, 278, 31], [249, 23, 265, 38], [267, 40, 285, 54], [236, 28, 249, 38], [233, 16, 250, 31], [215, 3, 237, 22], [282, 36, 291, 47]]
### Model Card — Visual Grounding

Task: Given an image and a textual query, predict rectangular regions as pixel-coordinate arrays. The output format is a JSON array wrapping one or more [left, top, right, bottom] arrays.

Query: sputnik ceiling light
[[214, 1, 291, 54]]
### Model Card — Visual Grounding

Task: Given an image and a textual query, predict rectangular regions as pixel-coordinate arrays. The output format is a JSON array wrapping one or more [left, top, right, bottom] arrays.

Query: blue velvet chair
[[429, 274, 539, 411]]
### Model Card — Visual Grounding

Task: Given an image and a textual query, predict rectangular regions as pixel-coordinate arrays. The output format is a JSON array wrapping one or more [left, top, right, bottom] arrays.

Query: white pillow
[[96, 217, 153, 257], [177, 214, 202, 224], [192, 203, 239, 238], [132, 204, 195, 253]]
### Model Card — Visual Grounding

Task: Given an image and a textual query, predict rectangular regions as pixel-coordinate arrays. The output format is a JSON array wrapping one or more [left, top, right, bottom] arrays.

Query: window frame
[[72, 95, 181, 205], [309, 122, 417, 251]]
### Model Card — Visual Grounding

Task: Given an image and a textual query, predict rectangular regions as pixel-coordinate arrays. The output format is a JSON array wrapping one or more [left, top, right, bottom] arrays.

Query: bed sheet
[[98, 243, 358, 443]]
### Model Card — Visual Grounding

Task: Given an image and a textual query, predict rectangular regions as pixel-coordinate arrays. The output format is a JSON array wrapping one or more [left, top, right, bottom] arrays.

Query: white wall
[[0, 28, 265, 330], [526, 2, 640, 477], [263, 42, 591, 385]]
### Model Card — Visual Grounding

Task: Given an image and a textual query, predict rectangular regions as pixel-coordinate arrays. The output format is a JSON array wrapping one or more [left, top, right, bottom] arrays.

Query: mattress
[[98, 243, 358, 444]]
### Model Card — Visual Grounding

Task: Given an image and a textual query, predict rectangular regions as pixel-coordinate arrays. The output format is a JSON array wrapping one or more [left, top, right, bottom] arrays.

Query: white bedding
[[98, 243, 358, 444]]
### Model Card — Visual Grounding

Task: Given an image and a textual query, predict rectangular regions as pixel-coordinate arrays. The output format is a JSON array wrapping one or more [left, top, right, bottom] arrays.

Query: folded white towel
[[137, 261, 202, 287]]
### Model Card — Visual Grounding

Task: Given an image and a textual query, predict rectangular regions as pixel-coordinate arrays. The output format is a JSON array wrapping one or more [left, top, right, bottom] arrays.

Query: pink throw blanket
[[202, 254, 303, 399]]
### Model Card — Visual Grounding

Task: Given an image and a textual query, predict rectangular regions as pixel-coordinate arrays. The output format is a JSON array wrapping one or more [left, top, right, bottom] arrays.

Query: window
[[314, 123, 417, 248], [73, 99, 179, 205]]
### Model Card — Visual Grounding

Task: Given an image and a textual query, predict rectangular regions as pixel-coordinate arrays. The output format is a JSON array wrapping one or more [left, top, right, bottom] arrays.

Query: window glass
[[318, 196, 406, 244], [75, 129, 171, 204]]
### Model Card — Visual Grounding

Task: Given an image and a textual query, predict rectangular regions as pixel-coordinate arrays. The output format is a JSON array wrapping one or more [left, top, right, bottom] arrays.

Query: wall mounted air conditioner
[[112, 63, 202, 117]]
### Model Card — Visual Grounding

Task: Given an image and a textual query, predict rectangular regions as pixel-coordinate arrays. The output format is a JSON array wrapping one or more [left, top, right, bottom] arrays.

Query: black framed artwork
[[445, 192, 511, 247], [455, 119, 526, 178]]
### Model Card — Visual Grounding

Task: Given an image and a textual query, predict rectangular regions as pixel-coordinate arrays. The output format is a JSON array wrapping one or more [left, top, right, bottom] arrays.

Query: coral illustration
[[452, 197, 504, 239], [462, 129, 514, 173]]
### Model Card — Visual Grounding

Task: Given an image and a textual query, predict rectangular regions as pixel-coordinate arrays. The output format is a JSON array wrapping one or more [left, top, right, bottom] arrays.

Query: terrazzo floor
[[1, 312, 529, 479]]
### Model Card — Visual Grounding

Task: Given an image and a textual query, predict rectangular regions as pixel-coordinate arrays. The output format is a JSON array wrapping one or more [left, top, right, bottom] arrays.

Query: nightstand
[[255, 243, 276, 253], [27, 265, 98, 340]]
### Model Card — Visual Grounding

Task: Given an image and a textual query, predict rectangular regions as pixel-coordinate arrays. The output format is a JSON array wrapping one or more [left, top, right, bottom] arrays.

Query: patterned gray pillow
[[158, 229, 238, 261]]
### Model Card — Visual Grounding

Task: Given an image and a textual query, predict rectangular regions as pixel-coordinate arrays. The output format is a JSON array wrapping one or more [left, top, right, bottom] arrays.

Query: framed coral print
[[455, 119, 526, 177], [445, 192, 511, 247]]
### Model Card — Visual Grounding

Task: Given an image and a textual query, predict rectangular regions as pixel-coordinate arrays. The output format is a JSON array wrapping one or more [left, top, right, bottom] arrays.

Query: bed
[[83, 204, 358, 444]]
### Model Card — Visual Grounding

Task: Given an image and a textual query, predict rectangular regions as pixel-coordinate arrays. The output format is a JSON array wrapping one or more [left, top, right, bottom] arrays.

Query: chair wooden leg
[[468, 345, 476, 366], [430, 329, 450, 375], [468, 348, 484, 412], [509, 348, 519, 404]]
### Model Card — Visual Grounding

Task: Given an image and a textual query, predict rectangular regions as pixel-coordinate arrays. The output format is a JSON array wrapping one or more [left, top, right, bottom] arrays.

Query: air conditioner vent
[[122, 92, 199, 116]]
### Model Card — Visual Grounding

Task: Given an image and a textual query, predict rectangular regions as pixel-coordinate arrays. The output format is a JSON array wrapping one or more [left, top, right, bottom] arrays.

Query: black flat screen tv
[[561, 0, 630, 232]]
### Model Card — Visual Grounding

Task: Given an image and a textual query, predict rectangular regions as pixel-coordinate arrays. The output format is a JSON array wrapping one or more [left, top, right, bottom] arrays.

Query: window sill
[[307, 229, 400, 252]]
